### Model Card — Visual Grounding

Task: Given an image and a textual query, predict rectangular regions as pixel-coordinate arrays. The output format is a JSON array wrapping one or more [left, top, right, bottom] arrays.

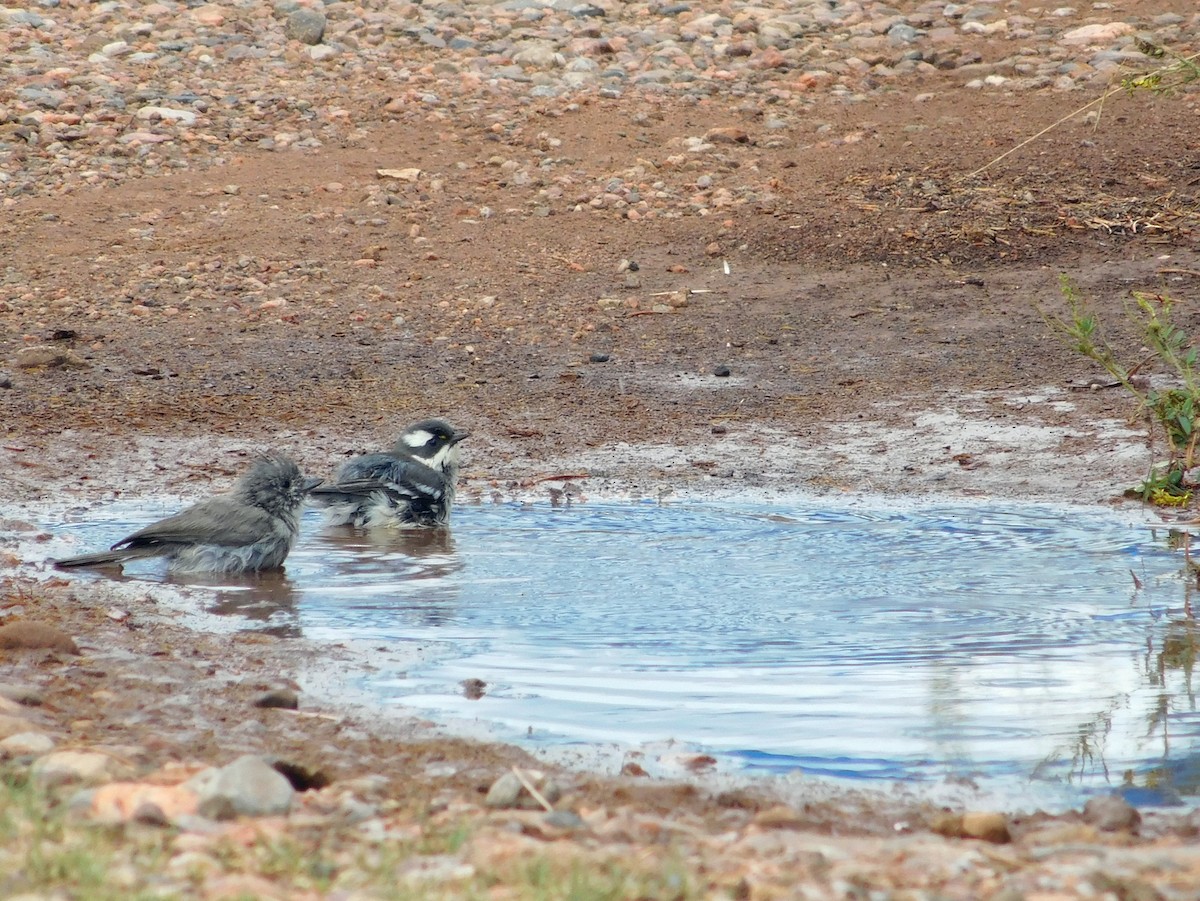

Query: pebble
[[0, 621, 79, 654], [187, 754, 295, 818], [0, 0, 1188, 205], [1082, 794, 1141, 832], [285, 8, 327, 45], [135, 106, 198, 126], [0, 714, 38, 740], [484, 769, 563, 810], [960, 810, 1011, 843], [90, 782, 200, 825], [31, 750, 135, 788], [0, 682, 44, 706], [0, 732, 56, 758], [1060, 22, 1135, 45], [11, 346, 88, 371]]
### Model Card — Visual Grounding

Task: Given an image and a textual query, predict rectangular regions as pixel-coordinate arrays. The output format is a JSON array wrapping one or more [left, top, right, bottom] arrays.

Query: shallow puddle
[[45, 497, 1200, 808]]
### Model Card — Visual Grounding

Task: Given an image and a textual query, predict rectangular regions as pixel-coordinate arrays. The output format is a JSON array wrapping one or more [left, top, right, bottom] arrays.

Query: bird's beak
[[451, 430, 470, 445], [301, 476, 324, 493]]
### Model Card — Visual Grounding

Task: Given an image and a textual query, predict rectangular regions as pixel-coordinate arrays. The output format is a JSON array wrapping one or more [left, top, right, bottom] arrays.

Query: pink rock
[[1060, 22, 1134, 46], [191, 4, 226, 27], [91, 783, 200, 824], [119, 131, 172, 144]]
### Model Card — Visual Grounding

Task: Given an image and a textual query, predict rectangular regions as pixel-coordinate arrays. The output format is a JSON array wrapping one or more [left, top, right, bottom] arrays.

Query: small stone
[[931, 812, 965, 838], [187, 755, 295, 817], [0, 621, 79, 654], [190, 4, 226, 27], [135, 106, 197, 126], [0, 372, 11, 389], [705, 242, 723, 256], [712, 425, 728, 435], [1083, 794, 1141, 832], [0, 715, 38, 741], [0, 683, 44, 706], [1060, 22, 1134, 46], [285, 8, 326, 45], [377, 168, 421, 182], [961, 811, 1011, 843], [704, 127, 750, 144], [91, 782, 200, 824], [31, 750, 134, 788], [713, 365, 731, 377], [0, 732, 56, 758], [754, 804, 807, 829], [589, 353, 610, 363], [253, 689, 298, 710], [13, 346, 88, 371], [485, 770, 563, 810], [133, 802, 170, 826], [543, 810, 585, 830]]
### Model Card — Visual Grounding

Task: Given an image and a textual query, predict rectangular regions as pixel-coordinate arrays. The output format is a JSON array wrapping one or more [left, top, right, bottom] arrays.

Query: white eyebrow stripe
[[403, 430, 433, 448]]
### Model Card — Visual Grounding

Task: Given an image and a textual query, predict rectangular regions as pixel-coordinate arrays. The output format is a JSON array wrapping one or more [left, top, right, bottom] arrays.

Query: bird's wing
[[324, 455, 447, 502], [114, 498, 276, 550]]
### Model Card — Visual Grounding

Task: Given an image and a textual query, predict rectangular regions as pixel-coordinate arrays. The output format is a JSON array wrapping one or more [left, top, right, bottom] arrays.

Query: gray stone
[[484, 769, 563, 810], [286, 8, 326, 45], [31, 750, 134, 788], [512, 40, 563, 68], [14, 345, 87, 370], [16, 87, 66, 109], [544, 810, 585, 829], [0, 732, 56, 758], [135, 106, 198, 126], [4, 10, 47, 27], [1083, 794, 1141, 832], [0, 683, 42, 706], [187, 755, 294, 817]]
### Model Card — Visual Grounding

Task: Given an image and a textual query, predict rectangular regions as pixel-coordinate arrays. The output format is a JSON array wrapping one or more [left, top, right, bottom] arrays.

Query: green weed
[[1044, 277, 1199, 504]]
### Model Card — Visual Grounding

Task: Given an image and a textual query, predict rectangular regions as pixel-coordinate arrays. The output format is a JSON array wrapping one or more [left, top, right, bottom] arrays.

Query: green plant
[[1044, 277, 1199, 504], [1123, 40, 1200, 95]]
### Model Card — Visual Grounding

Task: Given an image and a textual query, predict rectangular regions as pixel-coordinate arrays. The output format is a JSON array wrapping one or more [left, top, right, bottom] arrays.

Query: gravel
[[2, 0, 1193, 201]]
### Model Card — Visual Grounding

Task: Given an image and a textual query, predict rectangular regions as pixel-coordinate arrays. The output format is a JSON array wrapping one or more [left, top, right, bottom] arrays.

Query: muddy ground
[[1, 81, 1198, 506], [3, 28, 1200, 899]]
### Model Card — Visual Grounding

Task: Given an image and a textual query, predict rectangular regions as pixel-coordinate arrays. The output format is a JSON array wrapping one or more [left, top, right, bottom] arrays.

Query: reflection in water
[[39, 497, 1200, 808], [45, 510, 466, 637], [199, 571, 303, 638], [198, 528, 463, 636]]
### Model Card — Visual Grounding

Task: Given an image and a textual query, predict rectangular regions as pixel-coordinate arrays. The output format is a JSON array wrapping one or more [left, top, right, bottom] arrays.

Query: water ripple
[[44, 496, 1200, 806]]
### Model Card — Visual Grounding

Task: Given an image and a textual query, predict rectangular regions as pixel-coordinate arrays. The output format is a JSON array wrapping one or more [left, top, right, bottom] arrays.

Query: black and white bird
[[310, 419, 468, 529], [53, 453, 321, 574]]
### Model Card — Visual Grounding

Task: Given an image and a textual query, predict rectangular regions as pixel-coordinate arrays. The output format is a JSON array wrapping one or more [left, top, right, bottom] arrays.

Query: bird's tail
[[52, 548, 150, 569]]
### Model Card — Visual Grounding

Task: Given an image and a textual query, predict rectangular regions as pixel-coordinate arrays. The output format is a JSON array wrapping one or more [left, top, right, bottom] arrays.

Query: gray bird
[[310, 418, 468, 529], [53, 453, 321, 574]]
